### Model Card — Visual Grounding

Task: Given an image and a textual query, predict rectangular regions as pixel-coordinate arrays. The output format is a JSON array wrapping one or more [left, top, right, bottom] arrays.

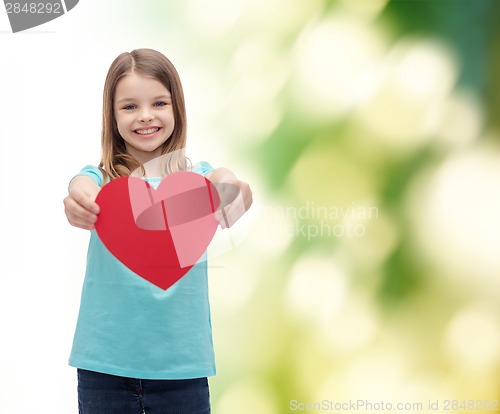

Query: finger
[[214, 182, 240, 209], [69, 218, 96, 231], [64, 207, 96, 230], [220, 207, 230, 229], [65, 198, 98, 227], [67, 215, 97, 230], [71, 190, 100, 214], [239, 183, 253, 210], [224, 204, 245, 227], [219, 194, 247, 228], [66, 198, 98, 223], [213, 209, 227, 229]]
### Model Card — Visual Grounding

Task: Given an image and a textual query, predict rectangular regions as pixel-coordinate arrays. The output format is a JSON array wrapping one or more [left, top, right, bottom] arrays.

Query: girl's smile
[[134, 126, 162, 137]]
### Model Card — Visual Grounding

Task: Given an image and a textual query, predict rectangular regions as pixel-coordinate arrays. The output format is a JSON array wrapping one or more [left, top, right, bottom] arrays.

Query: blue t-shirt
[[68, 162, 216, 379]]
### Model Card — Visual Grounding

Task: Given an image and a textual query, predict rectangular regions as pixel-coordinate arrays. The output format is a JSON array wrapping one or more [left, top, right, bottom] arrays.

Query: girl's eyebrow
[[152, 94, 171, 100], [116, 97, 135, 104], [116, 95, 171, 105]]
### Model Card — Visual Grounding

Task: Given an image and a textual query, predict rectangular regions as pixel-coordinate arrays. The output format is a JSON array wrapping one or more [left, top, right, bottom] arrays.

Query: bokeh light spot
[[444, 305, 500, 370], [293, 16, 387, 119], [287, 254, 347, 322], [410, 146, 500, 290], [356, 38, 458, 152]]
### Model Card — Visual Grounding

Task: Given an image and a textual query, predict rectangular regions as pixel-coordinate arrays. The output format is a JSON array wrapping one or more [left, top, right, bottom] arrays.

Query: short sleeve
[[192, 161, 214, 176], [68, 165, 103, 191]]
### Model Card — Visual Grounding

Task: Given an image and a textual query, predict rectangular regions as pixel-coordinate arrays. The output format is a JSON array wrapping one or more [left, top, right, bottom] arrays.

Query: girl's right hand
[[63, 176, 101, 230]]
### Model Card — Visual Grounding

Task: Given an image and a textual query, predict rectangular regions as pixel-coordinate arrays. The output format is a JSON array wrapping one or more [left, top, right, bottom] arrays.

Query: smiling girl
[[63, 48, 252, 414]]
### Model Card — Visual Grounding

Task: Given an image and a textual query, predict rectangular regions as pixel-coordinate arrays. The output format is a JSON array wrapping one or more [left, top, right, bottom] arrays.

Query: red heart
[[94, 172, 220, 290]]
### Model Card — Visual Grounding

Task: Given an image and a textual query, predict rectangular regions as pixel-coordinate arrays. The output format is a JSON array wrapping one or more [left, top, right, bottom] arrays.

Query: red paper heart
[[94, 172, 220, 290]]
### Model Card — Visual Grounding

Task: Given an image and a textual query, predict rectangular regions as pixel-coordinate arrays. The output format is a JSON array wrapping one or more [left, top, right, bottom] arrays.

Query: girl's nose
[[139, 110, 154, 122]]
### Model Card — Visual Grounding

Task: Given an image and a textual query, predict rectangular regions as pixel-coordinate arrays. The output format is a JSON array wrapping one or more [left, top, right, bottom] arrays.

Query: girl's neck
[[132, 158, 162, 178], [126, 147, 163, 177], [129, 150, 186, 178]]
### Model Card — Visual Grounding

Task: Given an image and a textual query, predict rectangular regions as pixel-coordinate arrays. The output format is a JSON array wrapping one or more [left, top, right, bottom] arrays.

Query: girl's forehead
[[116, 72, 171, 96]]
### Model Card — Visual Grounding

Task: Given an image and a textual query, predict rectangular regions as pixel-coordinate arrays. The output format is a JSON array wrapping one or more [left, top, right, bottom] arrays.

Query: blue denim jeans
[[77, 369, 210, 414]]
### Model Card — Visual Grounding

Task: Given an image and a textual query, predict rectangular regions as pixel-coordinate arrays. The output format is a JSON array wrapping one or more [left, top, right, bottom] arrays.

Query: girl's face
[[114, 71, 175, 164]]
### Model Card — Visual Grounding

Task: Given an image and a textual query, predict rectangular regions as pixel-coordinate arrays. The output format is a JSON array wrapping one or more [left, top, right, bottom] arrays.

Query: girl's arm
[[63, 176, 101, 230], [206, 167, 253, 229]]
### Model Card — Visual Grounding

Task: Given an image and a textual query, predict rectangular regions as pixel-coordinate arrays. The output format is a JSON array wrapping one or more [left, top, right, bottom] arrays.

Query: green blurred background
[[103, 0, 500, 412]]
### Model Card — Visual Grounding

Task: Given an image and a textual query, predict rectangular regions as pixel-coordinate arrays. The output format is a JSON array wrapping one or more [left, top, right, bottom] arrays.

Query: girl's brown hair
[[99, 48, 188, 181]]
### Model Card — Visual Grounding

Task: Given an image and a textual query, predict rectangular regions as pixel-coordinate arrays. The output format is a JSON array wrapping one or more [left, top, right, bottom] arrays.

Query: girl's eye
[[124, 104, 136, 110], [154, 101, 167, 107]]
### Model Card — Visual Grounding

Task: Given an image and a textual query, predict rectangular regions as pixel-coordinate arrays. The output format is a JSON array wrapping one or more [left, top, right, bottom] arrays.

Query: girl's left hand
[[206, 168, 253, 229]]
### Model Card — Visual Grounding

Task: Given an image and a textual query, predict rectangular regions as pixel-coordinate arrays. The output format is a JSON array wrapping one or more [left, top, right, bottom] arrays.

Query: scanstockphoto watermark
[[263, 201, 379, 241], [290, 399, 424, 412], [289, 399, 500, 412]]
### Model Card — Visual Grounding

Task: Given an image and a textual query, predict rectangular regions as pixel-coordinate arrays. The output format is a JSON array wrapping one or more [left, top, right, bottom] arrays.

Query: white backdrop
[[1, 6, 110, 414], [0, 2, 228, 413]]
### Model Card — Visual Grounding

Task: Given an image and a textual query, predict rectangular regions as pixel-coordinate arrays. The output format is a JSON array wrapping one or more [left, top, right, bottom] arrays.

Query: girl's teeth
[[136, 128, 159, 135]]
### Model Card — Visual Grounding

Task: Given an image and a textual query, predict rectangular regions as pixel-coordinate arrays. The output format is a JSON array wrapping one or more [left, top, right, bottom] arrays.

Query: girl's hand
[[206, 168, 253, 229], [63, 176, 101, 230]]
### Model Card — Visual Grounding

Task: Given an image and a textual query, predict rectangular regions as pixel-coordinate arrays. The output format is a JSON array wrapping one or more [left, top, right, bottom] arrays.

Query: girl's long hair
[[99, 48, 188, 181]]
